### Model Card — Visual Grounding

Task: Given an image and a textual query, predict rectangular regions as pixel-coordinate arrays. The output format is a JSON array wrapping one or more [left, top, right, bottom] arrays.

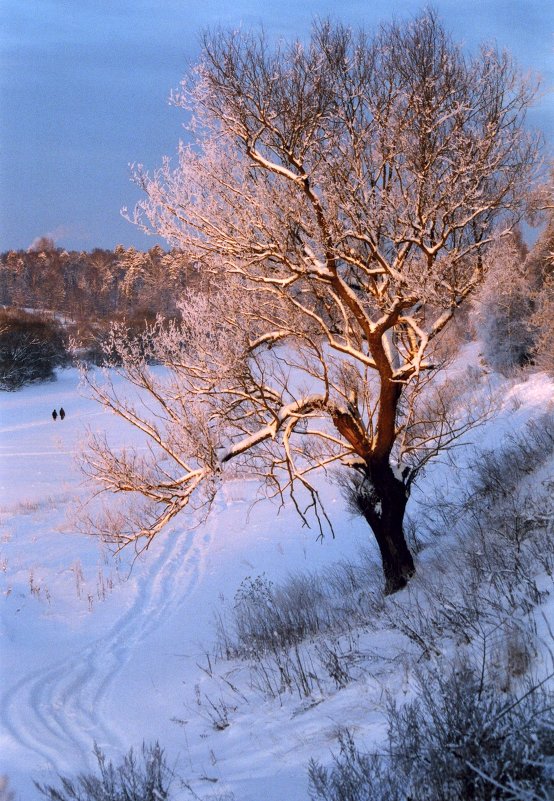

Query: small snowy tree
[[473, 232, 536, 372], [533, 268, 554, 374], [83, 13, 538, 593], [528, 181, 554, 374]]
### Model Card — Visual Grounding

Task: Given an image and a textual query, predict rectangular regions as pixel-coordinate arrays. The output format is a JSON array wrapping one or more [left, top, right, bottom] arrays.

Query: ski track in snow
[[1, 509, 218, 776]]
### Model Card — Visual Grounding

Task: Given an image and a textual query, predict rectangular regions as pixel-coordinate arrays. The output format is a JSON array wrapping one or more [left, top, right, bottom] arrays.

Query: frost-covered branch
[[87, 12, 539, 592]]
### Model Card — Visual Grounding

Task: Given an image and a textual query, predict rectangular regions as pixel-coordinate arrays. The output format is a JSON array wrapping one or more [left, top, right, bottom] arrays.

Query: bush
[[216, 551, 385, 664], [532, 271, 554, 375], [527, 214, 554, 375], [230, 573, 329, 656], [473, 233, 536, 374], [308, 663, 554, 801], [0, 307, 67, 389], [35, 742, 173, 801]]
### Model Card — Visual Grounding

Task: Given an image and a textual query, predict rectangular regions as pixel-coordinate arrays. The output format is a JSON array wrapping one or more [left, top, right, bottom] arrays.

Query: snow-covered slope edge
[[0, 364, 553, 800]]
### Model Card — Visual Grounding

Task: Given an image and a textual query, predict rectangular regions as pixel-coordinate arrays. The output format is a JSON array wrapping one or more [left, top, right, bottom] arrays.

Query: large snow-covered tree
[[83, 13, 538, 593]]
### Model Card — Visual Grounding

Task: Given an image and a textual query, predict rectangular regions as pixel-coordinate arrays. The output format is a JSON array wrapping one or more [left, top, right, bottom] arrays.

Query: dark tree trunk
[[355, 462, 415, 595], [331, 362, 415, 593]]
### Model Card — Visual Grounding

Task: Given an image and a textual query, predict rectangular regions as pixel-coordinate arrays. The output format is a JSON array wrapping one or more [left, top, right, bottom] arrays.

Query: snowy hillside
[[1, 363, 553, 800]]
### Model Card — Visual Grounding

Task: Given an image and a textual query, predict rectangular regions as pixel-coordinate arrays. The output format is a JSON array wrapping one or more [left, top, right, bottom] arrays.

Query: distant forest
[[0, 220, 552, 391], [0, 239, 193, 320], [0, 240, 198, 387]]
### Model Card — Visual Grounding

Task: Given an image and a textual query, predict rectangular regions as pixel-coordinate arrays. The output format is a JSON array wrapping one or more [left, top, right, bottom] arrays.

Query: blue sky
[[1, 0, 552, 252]]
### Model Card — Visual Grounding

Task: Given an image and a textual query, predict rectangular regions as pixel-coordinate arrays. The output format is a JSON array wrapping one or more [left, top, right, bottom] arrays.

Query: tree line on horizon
[[0, 241, 193, 321], [0, 242, 198, 388]]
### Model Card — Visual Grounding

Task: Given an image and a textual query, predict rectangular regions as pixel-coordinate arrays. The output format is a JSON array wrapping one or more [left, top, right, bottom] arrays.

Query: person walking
[[59, 407, 65, 420], [52, 409, 58, 421]]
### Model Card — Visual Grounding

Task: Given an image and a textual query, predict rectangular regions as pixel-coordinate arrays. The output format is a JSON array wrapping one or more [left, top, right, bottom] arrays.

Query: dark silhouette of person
[[59, 407, 65, 420], [52, 409, 58, 421]]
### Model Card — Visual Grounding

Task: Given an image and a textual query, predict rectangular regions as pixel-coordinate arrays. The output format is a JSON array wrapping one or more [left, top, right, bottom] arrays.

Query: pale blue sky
[[1, 0, 552, 252]]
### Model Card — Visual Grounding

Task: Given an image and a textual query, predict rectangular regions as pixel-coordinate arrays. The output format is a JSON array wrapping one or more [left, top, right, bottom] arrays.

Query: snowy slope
[[0, 364, 553, 800]]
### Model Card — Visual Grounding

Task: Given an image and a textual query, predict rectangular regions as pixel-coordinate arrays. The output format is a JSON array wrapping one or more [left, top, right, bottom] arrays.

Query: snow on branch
[[84, 13, 539, 570]]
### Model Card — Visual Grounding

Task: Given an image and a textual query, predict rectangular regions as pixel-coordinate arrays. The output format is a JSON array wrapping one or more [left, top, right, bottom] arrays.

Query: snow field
[[0, 365, 553, 800]]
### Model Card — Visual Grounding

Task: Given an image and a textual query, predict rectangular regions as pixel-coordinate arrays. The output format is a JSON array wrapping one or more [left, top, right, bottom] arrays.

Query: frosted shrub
[[232, 573, 329, 655], [217, 553, 383, 661], [35, 742, 173, 801], [532, 271, 554, 375], [309, 730, 401, 801], [467, 414, 554, 503], [527, 207, 554, 375], [474, 234, 536, 374], [309, 664, 554, 801], [213, 563, 382, 699], [220, 572, 325, 658], [452, 416, 554, 611]]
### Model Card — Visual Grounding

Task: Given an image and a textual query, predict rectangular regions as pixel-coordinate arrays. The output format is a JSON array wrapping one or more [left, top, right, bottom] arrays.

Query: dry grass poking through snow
[[200, 412, 554, 798]]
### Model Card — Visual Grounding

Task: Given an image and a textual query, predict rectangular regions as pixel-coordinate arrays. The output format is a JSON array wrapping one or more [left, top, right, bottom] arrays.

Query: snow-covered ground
[[0, 364, 553, 800]]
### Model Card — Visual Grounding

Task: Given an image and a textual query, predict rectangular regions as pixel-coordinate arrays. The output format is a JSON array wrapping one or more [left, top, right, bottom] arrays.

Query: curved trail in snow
[[1, 507, 220, 776]]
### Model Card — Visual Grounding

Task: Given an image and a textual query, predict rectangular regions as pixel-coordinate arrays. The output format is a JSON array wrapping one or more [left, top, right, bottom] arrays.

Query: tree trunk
[[355, 462, 415, 595]]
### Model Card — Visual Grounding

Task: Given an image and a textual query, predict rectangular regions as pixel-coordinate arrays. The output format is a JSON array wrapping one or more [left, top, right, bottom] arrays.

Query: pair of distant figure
[[52, 408, 65, 421]]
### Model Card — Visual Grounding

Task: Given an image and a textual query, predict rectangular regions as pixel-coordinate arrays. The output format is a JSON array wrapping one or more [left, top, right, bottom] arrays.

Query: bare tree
[[84, 12, 538, 593]]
